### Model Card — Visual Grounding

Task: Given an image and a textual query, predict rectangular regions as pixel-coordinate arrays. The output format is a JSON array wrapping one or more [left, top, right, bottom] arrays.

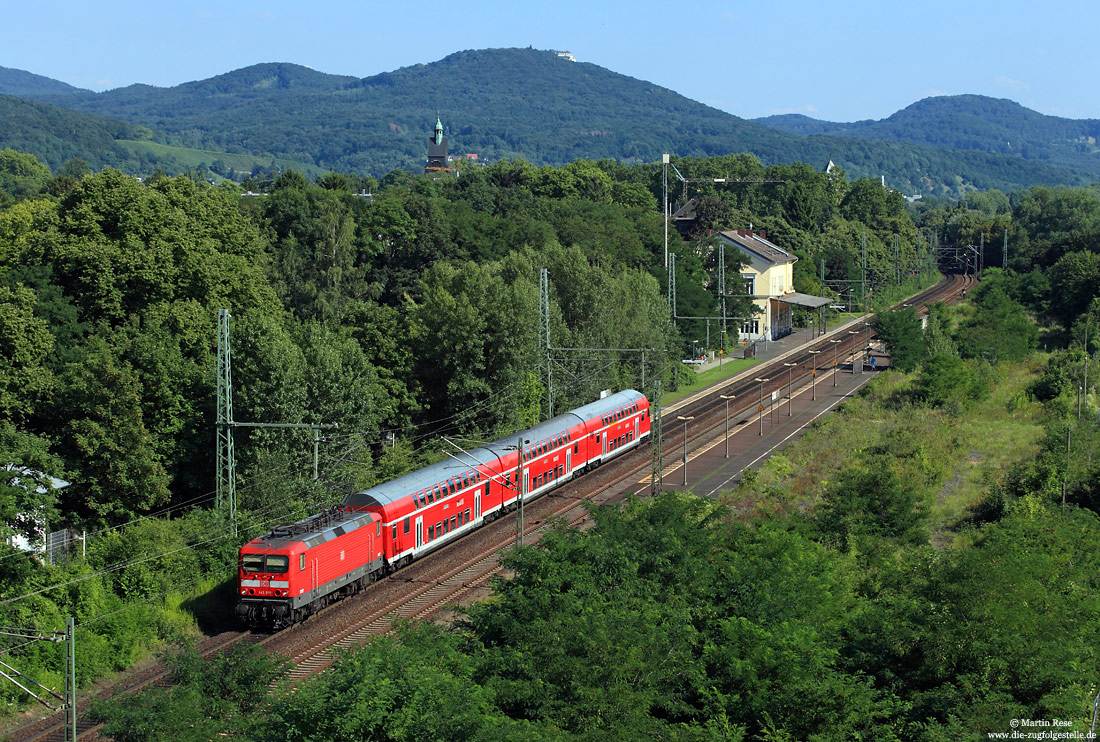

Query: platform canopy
[[777, 292, 832, 309]]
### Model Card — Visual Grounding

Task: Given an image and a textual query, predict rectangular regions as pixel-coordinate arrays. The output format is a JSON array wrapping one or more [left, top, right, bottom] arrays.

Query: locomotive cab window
[[241, 554, 264, 573], [267, 555, 289, 574]]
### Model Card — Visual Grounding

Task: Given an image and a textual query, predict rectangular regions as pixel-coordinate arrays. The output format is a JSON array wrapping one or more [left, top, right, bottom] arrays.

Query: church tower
[[425, 117, 451, 174]]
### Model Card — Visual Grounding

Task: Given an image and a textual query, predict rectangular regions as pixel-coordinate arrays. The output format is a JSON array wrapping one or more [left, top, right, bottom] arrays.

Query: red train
[[237, 389, 651, 628]]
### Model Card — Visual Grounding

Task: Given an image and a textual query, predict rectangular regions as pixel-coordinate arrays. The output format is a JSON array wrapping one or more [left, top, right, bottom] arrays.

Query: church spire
[[426, 115, 451, 174]]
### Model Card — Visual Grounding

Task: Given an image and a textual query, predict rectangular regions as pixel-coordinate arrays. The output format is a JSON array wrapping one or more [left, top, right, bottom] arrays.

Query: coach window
[[299, 554, 305, 571], [403, 517, 410, 534], [450, 515, 457, 530], [392, 525, 397, 540], [465, 508, 471, 523]]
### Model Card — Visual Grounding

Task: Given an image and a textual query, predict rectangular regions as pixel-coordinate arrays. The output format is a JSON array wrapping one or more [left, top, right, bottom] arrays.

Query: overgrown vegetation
[[1, 138, 1098, 736]]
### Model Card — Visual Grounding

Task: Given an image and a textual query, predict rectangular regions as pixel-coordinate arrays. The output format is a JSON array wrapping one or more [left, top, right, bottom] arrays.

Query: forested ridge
[[2, 50, 1097, 196], [0, 144, 1098, 739], [756, 94, 1100, 176]]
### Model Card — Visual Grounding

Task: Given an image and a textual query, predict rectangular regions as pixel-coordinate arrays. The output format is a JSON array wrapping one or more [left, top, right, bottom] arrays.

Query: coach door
[[602, 432, 608, 456], [475, 489, 481, 520], [566, 449, 571, 475], [415, 517, 423, 549], [634, 418, 639, 444]]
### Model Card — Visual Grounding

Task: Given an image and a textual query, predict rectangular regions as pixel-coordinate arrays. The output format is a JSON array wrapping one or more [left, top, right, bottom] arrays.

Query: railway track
[[5, 630, 256, 742], [2, 273, 976, 742]]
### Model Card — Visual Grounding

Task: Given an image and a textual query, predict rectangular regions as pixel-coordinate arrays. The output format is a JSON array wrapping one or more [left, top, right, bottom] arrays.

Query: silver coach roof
[[342, 454, 486, 510], [343, 389, 646, 509]]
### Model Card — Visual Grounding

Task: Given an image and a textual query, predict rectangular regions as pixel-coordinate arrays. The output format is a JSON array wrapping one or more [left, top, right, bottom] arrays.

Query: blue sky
[[7, 0, 1096, 122]]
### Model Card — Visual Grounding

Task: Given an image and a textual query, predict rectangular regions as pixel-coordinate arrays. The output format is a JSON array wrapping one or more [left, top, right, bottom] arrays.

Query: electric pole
[[516, 436, 526, 546], [65, 617, 75, 742], [216, 310, 336, 537], [216, 309, 236, 536], [650, 380, 663, 494], [861, 231, 867, 310], [662, 154, 669, 269], [668, 253, 677, 320], [540, 267, 552, 419]]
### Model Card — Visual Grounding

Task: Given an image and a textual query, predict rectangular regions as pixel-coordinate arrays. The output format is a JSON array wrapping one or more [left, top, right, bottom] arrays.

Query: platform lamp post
[[720, 394, 735, 458], [783, 362, 796, 416], [677, 415, 694, 486], [849, 329, 862, 373], [514, 436, 530, 547], [808, 350, 821, 401], [754, 378, 769, 436], [827, 340, 839, 387]]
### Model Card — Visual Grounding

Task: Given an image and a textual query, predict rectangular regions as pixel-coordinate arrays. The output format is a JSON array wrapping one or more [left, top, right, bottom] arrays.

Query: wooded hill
[[1, 51, 1096, 197], [756, 94, 1100, 177]]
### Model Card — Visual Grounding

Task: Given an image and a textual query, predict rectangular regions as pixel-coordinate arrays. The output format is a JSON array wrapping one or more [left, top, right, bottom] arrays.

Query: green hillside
[[0, 93, 158, 172], [0, 93, 323, 177], [3, 51, 1097, 195], [0, 65, 89, 97], [756, 94, 1100, 177]]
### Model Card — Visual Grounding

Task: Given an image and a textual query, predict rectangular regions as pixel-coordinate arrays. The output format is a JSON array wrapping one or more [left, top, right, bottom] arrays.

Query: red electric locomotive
[[238, 389, 650, 629], [236, 507, 383, 628]]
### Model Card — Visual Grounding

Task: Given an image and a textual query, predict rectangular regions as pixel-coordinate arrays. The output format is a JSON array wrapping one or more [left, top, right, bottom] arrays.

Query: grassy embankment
[[723, 357, 1046, 545]]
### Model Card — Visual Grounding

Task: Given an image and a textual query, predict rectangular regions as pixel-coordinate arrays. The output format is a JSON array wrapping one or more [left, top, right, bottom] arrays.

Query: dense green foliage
[[90, 641, 289, 741], [2, 51, 1094, 195]]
